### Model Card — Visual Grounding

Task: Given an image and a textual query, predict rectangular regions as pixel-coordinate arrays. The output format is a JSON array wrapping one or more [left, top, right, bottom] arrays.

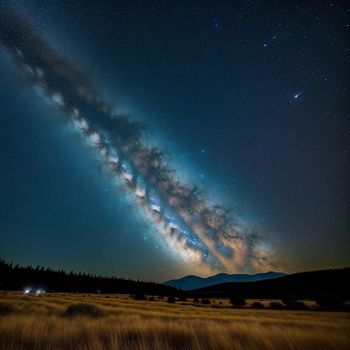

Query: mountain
[[189, 268, 350, 299], [163, 271, 286, 290]]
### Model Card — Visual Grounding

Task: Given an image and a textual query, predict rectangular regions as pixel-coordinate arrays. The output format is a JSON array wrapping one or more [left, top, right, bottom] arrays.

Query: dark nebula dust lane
[[0, 6, 275, 274]]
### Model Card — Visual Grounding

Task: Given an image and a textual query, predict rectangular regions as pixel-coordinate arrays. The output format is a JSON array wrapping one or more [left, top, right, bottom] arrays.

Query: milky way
[[0, 7, 274, 273]]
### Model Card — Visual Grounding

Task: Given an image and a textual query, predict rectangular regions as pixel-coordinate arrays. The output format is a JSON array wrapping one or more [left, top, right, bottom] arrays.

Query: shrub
[[148, 296, 156, 301], [315, 293, 344, 310], [230, 293, 246, 307], [193, 298, 200, 303], [0, 302, 14, 316], [64, 303, 103, 318], [281, 294, 298, 306], [269, 302, 285, 310], [251, 301, 264, 309], [287, 301, 308, 310], [133, 293, 147, 301], [178, 296, 187, 302], [167, 296, 176, 303], [201, 298, 211, 305]]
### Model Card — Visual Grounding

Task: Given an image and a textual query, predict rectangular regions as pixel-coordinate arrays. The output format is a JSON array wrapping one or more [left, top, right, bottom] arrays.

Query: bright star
[[293, 92, 301, 99]]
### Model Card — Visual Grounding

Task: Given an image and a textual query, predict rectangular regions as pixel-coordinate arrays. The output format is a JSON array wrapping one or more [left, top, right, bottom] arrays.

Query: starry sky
[[0, 0, 349, 282]]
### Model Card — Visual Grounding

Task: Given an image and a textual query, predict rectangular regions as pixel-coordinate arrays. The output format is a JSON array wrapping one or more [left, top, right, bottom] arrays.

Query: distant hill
[[189, 268, 350, 300], [163, 271, 286, 290]]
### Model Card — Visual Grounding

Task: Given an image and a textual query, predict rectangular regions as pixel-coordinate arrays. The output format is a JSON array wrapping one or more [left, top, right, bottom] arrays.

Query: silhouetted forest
[[2, 258, 349, 302], [0, 258, 178, 295]]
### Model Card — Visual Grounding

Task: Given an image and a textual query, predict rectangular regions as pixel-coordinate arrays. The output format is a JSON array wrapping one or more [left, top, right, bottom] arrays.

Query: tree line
[[0, 258, 178, 295]]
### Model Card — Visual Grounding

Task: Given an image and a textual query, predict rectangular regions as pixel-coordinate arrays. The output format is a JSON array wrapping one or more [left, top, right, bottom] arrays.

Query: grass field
[[0, 292, 349, 350]]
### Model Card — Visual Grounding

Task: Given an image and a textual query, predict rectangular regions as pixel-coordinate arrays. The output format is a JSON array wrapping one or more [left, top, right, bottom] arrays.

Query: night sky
[[0, 0, 349, 282]]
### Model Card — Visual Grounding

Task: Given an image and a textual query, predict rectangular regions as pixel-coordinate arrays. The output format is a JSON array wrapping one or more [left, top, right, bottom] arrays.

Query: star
[[293, 92, 302, 99], [212, 19, 220, 28]]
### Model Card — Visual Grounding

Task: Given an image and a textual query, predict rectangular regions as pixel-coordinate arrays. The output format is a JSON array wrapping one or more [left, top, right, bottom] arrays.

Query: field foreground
[[0, 292, 349, 350]]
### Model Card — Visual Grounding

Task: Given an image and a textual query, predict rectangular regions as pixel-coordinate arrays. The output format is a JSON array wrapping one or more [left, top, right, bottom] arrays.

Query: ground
[[0, 292, 349, 350]]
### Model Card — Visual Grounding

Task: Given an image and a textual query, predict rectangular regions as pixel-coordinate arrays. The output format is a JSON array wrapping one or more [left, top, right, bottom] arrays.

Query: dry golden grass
[[0, 292, 349, 350]]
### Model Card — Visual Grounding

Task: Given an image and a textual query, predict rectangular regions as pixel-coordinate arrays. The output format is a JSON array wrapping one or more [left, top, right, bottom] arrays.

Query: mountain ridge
[[188, 268, 350, 299], [163, 271, 286, 290]]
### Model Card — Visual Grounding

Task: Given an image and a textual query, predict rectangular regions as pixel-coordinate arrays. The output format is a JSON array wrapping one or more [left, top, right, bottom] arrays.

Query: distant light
[[293, 92, 301, 99], [24, 288, 31, 294], [36, 289, 45, 295]]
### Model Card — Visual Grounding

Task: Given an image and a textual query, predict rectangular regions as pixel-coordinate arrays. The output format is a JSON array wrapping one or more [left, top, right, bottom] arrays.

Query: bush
[[148, 296, 156, 301], [287, 301, 308, 310], [133, 293, 147, 301], [269, 302, 285, 310], [167, 296, 176, 303], [315, 293, 344, 310], [251, 301, 264, 309], [0, 302, 14, 316], [193, 298, 200, 303], [230, 293, 246, 307], [201, 298, 211, 305], [281, 294, 298, 306], [64, 303, 103, 318], [178, 296, 187, 302]]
